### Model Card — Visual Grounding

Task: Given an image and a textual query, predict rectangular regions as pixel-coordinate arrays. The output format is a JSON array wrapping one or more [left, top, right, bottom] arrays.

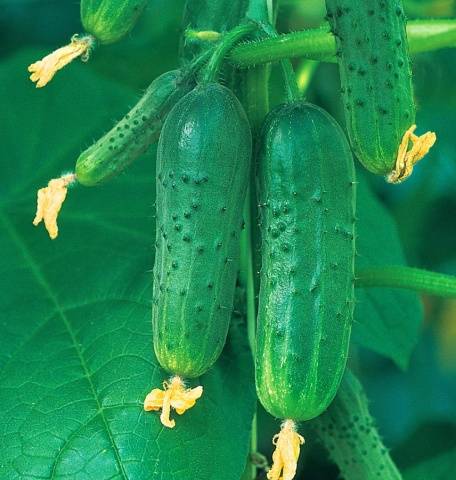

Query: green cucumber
[[81, 0, 148, 45], [152, 83, 251, 378], [75, 70, 192, 187], [256, 102, 355, 421], [311, 370, 402, 480], [325, 0, 414, 176]]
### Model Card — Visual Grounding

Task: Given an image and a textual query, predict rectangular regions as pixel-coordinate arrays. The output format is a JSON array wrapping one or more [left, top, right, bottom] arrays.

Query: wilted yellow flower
[[268, 420, 304, 480], [33, 173, 76, 239], [144, 376, 203, 428], [28, 35, 94, 88], [388, 124, 437, 183]]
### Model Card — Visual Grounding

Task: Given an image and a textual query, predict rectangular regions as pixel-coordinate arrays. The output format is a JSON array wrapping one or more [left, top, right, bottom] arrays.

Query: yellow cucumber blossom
[[28, 34, 94, 88], [33, 173, 76, 239], [388, 124, 437, 183], [143, 376, 203, 428], [268, 420, 304, 480]]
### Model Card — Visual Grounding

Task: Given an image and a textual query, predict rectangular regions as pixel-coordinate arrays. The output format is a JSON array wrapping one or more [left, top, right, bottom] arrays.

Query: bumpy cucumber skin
[[312, 371, 402, 480], [153, 83, 252, 378], [81, 0, 148, 44], [181, 0, 248, 59], [256, 102, 355, 421], [76, 70, 191, 187], [325, 0, 415, 175]]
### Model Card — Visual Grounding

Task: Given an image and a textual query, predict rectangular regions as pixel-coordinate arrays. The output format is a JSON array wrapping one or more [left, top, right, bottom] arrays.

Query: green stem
[[356, 266, 456, 298], [310, 370, 402, 480], [229, 19, 456, 67], [201, 22, 256, 83], [260, 22, 300, 102]]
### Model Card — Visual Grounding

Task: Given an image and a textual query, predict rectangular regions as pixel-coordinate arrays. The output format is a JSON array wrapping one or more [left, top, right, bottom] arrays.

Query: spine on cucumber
[[75, 70, 192, 186], [152, 83, 251, 378], [325, 0, 429, 179], [81, 0, 148, 45], [256, 102, 356, 422]]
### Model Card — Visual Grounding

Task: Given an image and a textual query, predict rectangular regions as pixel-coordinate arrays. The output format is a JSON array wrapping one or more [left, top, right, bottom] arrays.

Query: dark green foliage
[[255, 102, 355, 421], [75, 70, 192, 186], [81, 0, 148, 44], [153, 83, 252, 378], [325, 0, 415, 175], [181, 0, 249, 59]]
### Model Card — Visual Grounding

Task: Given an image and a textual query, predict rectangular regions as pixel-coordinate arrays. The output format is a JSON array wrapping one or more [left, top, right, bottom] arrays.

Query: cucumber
[[256, 102, 355, 422], [81, 0, 148, 45], [325, 0, 435, 181], [75, 70, 192, 186], [311, 371, 402, 480], [152, 83, 251, 378]]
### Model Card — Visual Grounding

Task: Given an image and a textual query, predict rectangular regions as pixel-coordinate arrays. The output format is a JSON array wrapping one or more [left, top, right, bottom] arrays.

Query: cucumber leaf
[[0, 50, 255, 480], [353, 177, 424, 369]]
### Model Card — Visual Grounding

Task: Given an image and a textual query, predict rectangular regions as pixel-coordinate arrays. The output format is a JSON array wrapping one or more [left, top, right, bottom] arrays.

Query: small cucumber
[[81, 0, 148, 45], [256, 102, 355, 422], [325, 0, 435, 181], [75, 70, 192, 186], [152, 83, 251, 378], [311, 371, 402, 480]]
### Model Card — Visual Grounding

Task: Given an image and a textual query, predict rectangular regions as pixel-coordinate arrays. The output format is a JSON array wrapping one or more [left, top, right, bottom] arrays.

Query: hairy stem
[[201, 22, 256, 83], [310, 370, 402, 480], [356, 266, 456, 298], [229, 19, 456, 67]]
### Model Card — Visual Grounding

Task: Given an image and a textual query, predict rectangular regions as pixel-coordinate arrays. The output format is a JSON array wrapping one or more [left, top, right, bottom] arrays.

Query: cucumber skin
[[153, 83, 252, 378], [81, 0, 148, 44], [325, 0, 415, 175], [76, 70, 191, 187], [256, 102, 355, 421]]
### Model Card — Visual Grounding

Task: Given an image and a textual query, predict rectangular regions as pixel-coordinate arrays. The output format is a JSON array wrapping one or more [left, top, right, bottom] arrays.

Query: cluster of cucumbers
[[34, 0, 433, 478]]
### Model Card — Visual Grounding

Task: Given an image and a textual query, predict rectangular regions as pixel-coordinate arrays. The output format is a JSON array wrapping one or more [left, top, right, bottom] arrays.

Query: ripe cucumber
[[256, 102, 355, 421], [325, 0, 414, 175], [152, 83, 251, 378], [81, 0, 148, 45], [75, 70, 192, 187]]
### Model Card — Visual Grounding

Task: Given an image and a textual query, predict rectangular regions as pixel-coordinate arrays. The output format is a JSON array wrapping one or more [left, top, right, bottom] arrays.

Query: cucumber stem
[[310, 370, 402, 480], [356, 265, 456, 298], [200, 23, 257, 83], [260, 23, 300, 102], [229, 19, 456, 67]]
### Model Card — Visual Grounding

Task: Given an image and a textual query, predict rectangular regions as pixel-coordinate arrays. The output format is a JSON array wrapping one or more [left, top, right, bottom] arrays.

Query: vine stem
[[356, 266, 456, 298], [201, 22, 257, 83], [229, 19, 456, 67]]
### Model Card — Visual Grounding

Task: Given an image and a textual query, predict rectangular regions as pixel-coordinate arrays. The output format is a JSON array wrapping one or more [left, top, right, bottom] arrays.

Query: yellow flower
[[33, 173, 76, 239], [268, 420, 304, 480], [388, 124, 437, 183], [28, 35, 94, 88], [144, 376, 203, 428]]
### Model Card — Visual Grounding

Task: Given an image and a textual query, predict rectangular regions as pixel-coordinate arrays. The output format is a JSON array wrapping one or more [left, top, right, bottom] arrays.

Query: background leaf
[[0, 49, 255, 480], [352, 178, 424, 369]]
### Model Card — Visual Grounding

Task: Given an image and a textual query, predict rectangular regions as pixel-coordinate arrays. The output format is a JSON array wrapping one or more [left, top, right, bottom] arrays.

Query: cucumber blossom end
[[28, 34, 95, 88], [268, 420, 304, 480], [143, 376, 203, 428], [33, 173, 77, 239], [387, 124, 437, 183]]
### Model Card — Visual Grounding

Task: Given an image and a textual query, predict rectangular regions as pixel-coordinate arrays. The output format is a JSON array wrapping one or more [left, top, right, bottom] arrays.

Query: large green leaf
[[353, 177, 424, 369], [403, 448, 456, 480], [0, 49, 255, 480]]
